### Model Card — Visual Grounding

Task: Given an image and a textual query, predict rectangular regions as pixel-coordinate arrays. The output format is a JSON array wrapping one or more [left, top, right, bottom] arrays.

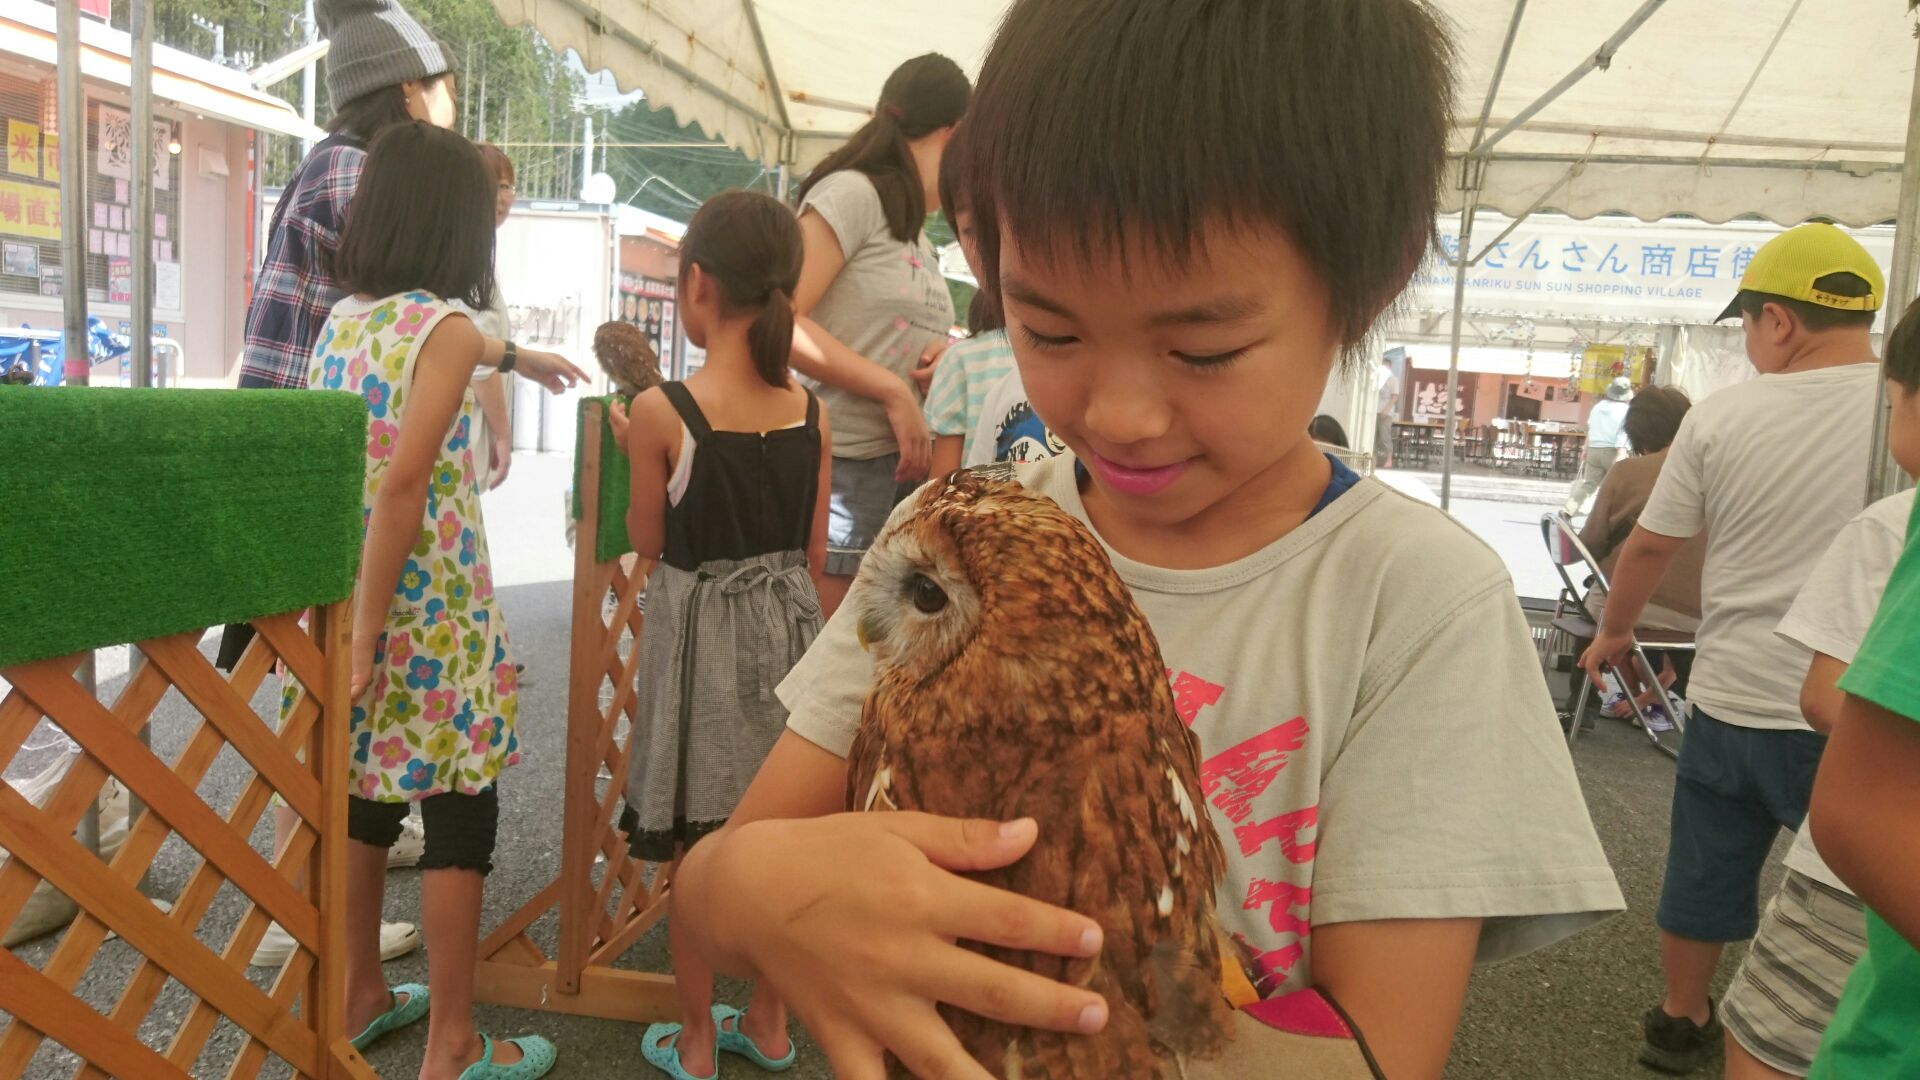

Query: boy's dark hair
[[336, 121, 497, 311], [680, 190, 805, 388], [939, 122, 1004, 334], [1733, 272, 1878, 332], [960, 0, 1453, 359], [795, 54, 969, 246], [1308, 415, 1350, 449], [1886, 298, 1920, 393], [1623, 385, 1691, 454], [326, 73, 452, 144]]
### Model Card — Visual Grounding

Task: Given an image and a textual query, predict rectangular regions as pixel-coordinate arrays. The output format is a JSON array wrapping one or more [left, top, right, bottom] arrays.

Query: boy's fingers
[[880, 813, 1037, 871], [932, 881, 1103, 959], [809, 1021, 888, 1080], [877, 1002, 996, 1080], [911, 946, 1109, 1033]]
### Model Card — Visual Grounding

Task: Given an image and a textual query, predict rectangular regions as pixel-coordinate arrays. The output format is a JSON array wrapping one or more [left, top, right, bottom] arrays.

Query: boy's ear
[[1761, 300, 1796, 343]]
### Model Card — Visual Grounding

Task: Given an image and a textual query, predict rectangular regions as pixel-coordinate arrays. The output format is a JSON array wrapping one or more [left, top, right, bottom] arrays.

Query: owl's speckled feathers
[[847, 468, 1234, 1079]]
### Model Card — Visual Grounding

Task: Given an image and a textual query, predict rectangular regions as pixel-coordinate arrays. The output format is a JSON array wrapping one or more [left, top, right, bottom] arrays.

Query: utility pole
[[300, 0, 316, 155], [131, 0, 154, 386]]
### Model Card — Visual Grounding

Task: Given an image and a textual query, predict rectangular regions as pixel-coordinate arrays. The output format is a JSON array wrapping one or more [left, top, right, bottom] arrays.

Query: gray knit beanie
[[318, 0, 453, 108]]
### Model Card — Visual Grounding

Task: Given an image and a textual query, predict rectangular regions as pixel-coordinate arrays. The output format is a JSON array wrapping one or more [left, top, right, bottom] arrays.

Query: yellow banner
[[1578, 344, 1649, 395], [0, 179, 61, 240], [7, 120, 38, 177], [43, 133, 58, 183]]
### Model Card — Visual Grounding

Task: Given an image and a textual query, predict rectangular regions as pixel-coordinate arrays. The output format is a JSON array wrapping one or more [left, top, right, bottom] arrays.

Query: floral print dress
[[300, 290, 521, 801]]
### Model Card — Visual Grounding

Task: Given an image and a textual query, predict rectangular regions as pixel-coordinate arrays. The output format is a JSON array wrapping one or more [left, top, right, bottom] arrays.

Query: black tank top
[[658, 381, 821, 573]]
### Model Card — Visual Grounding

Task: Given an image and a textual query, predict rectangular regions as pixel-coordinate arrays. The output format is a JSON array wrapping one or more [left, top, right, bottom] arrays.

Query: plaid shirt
[[239, 136, 365, 389]]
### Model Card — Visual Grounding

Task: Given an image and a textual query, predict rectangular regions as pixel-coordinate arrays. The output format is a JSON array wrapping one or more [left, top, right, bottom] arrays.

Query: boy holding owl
[[663, 2, 1623, 1078]]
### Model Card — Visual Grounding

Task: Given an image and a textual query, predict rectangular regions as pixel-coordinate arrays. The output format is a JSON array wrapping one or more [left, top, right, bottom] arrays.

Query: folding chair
[[1540, 513, 1695, 759]]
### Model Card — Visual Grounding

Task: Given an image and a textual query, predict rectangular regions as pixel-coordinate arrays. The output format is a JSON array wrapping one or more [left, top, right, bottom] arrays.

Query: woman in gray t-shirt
[[792, 53, 968, 614]]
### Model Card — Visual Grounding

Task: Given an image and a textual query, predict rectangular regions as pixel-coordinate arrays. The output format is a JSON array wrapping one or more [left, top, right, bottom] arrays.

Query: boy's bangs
[[962, 0, 1454, 349]]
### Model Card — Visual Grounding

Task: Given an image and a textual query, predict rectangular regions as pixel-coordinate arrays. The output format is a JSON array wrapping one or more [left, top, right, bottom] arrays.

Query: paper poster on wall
[[43, 133, 58, 183], [96, 105, 132, 180], [114, 179, 128, 204], [154, 212, 167, 238], [38, 264, 60, 297], [114, 232, 129, 257], [87, 229, 101, 255], [92, 204, 108, 229], [0, 180, 61, 240], [2, 242, 38, 276], [152, 123, 171, 191], [157, 239, 171, 262], [7, 120, 39, 177], [1577, 345, 1651, 394], [155, 260, 181, 310], [107, 257, 130, 304], [111, 206, 126, 231]]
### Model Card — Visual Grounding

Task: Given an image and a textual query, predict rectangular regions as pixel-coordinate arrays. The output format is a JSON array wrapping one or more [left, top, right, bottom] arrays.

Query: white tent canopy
[[1445, 1, 1912, 228], [484, 0, 998, 170], [487, 1, 1912, 226]]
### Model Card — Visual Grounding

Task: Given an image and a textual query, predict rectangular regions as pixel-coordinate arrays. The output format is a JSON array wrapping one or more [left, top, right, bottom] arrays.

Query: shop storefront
[[0, 2, 319, 385]]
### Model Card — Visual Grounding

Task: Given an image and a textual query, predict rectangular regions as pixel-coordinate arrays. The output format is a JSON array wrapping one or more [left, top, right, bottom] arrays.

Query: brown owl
[[847, 468, 1235, 1079], [591, 320, 663, 398]]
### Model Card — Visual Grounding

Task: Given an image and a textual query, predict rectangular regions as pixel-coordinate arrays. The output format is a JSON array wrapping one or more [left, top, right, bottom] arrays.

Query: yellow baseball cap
[[1715, 222, 1884, 322]]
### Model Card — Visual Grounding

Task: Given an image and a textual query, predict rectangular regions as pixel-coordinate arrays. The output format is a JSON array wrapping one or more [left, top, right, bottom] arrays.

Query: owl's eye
[[910, 573, 949, 615]]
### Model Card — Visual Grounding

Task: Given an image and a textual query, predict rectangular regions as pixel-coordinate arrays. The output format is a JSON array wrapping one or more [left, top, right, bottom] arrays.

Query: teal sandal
[[713, 1004, 797, 1071], [457, 1034, 557, 1080], [349, 983, 429, 1051], [642, 1023, 717, 1080]]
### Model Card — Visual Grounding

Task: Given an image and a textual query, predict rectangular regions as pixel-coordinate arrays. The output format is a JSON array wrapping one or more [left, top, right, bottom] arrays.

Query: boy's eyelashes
[[1016, 324, 1250, 371]]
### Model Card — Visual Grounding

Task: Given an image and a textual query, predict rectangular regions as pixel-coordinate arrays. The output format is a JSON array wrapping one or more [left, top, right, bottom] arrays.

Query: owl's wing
[[847, 687, 896, 814]]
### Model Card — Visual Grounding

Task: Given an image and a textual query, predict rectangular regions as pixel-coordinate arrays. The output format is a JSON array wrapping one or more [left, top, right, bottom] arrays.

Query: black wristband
[[500, 341, 519, 373]]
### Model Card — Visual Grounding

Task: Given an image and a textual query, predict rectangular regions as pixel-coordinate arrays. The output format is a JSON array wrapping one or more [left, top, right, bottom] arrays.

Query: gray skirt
[[624, 550, 822, 861]]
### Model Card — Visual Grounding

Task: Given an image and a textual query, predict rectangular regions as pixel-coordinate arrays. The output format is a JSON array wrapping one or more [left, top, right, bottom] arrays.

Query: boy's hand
[[515, 348, 589, 393], [1579, 627, 1634, 691], [700, 812, 1109, 1079], [607, 398, 631, 446]]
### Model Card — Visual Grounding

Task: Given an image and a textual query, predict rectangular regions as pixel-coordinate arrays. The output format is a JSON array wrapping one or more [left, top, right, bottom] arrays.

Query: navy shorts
[[1657, 707, 1826, 942], [825, 453, 918, 577]]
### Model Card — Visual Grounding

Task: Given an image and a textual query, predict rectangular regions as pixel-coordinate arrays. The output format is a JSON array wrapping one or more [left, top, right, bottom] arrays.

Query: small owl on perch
[[847, 469, 1236, 1079]]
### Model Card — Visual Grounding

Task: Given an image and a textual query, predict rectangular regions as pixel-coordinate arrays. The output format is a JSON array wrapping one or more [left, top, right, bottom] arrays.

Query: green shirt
[[1812, 495, 1920, 1079]]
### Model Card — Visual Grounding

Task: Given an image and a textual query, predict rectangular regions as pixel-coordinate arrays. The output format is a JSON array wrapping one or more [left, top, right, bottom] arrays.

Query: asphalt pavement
[[3, 452, 1779, 1079]]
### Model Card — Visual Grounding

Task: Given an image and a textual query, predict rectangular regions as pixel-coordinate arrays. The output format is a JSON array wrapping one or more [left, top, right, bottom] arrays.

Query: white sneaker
[[387, 816, 425, 869], [249, 918, 419, 968]]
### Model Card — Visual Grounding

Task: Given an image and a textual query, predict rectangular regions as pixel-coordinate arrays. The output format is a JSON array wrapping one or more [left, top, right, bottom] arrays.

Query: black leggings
[[348, 789, 499, 875]]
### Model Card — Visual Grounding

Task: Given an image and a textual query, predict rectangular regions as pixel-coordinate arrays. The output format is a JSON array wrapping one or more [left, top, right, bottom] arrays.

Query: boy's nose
[[1082, 369, 1175, 449]]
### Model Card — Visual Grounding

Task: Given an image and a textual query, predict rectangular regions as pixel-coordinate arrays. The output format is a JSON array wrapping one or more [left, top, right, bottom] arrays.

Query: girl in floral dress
[[309, 121, 557, 1080]]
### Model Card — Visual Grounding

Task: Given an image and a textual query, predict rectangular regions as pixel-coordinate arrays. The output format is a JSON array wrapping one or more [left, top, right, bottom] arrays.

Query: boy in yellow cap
[[1582, 222, 1885, 1075]]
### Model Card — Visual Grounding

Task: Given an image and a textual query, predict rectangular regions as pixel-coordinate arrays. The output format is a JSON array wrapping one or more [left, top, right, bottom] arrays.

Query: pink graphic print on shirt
[[1171, 669, 1321, 994]]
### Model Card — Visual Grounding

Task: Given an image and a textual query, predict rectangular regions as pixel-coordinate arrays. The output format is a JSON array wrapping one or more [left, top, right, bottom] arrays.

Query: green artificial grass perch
[[0, 387, 367, 668], [571, 395, 636, 564]]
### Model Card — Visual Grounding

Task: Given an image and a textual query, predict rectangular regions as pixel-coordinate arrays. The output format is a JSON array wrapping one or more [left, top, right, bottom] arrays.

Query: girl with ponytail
[[790, 53, 970, 618], [610, 189, 828, 1080]]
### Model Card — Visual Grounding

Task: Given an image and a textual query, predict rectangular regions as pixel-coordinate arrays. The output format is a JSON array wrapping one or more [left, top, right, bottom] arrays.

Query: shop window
[[0, 70, 182, 312]]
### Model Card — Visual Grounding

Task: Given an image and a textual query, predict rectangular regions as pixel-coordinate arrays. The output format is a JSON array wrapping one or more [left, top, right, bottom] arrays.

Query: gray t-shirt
[[778, 456, 1623, 997], [798, 170, 955, 461]]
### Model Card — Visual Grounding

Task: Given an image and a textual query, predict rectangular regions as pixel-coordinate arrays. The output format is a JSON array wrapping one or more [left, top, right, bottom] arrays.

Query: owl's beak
[[856, 616, 876, 653]]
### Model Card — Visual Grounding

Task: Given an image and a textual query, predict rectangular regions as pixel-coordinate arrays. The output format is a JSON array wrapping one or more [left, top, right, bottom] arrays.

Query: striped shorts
[[1724, 870, 1868, 1076]]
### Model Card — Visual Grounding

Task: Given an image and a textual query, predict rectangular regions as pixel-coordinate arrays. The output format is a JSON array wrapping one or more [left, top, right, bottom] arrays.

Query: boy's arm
[[1810, 692, 1920, 945], [1314, 918, 1482, 1080], [1579, 524, 1691, 686], [1799, 653, 1849, 734]]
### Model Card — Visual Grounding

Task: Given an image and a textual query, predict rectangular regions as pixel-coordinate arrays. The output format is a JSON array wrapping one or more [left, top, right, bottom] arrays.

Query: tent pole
[[1474, 0, 1668, 158], [130, 0, 154, 387], [1441, 198, 1477, 512], [1868, 30, 1920, 503], [57, 0, 88, 383]]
